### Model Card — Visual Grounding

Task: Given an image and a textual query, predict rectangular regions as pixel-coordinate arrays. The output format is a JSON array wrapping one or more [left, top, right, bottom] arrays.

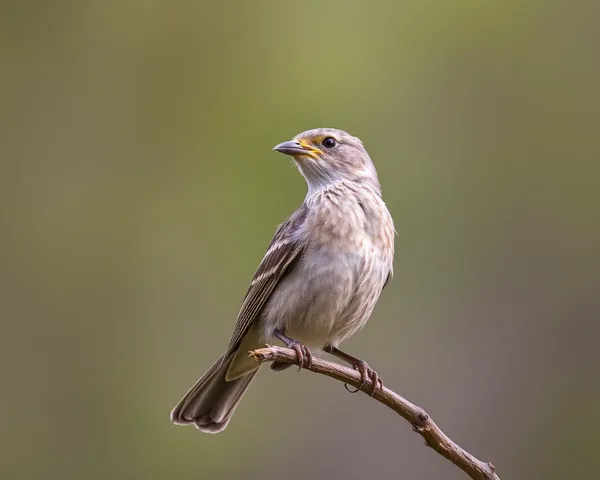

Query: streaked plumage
[[171, 128, 394, 433]]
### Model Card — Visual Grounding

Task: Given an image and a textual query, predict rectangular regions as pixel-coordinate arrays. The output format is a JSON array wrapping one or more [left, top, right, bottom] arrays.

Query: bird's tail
[[170, 351, 258, 433]]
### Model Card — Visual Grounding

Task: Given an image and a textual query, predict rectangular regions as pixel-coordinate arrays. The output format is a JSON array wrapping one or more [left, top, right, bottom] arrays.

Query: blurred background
[[1, 1, 599, 479]]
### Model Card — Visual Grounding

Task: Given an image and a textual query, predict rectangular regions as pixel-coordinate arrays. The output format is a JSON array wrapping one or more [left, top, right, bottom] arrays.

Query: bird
[[170, 128, 395, 433]]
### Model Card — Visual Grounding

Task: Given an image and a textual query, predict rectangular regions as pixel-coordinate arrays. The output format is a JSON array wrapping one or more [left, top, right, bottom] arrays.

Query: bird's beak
[[272, 139, 321, 158]]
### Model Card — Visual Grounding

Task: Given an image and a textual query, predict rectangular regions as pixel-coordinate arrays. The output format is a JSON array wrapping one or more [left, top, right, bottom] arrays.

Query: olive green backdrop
[[1, 1, 598, 479]]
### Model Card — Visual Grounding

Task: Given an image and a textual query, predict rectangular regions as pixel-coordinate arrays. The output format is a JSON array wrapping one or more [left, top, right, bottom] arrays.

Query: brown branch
[[250, 345, 499, 480]]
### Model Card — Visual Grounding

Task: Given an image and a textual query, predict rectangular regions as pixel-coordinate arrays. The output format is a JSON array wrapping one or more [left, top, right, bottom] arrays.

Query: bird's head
[[273, 128, 380, 195]]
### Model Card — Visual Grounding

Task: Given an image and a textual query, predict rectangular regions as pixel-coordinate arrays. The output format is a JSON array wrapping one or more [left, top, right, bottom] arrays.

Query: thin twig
[[250, 345, 499, 480]]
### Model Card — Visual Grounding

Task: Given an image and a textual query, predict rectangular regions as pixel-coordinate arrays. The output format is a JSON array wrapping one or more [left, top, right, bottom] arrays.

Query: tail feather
[[171, 353, 258, 433], [270, 360, 293, 371]]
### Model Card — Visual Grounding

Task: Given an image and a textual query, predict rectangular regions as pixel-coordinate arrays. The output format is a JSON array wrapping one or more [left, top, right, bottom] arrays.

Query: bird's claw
[[352, 360, 383, 396], [344, 382, 360, 393], [290, 342, 313, 371]]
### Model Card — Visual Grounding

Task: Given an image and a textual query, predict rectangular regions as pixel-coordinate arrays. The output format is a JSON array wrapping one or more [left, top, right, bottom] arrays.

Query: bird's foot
[[289, 341, 313, 371], [274, 330, 313, 371], [348, 360, 383, 396]]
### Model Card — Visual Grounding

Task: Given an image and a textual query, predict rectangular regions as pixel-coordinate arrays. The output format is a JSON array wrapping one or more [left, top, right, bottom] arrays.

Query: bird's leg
[[323, 345, 383, 396], [274, 330, 313, 371]]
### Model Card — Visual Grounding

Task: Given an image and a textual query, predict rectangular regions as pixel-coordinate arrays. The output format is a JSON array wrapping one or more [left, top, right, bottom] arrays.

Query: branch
[[250, 345, 499, 480]]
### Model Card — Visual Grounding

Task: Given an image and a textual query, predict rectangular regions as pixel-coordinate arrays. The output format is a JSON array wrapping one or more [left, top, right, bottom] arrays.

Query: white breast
[[259, 181, 394, 349]]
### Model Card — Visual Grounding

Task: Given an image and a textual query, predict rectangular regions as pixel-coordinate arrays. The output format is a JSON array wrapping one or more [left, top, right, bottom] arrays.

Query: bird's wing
[[383, 271, 392, 289], [225, 205, 307, 356]]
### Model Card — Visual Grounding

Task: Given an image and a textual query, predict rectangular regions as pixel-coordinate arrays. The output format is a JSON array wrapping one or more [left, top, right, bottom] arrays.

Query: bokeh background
[[2, 1, 599, 479]]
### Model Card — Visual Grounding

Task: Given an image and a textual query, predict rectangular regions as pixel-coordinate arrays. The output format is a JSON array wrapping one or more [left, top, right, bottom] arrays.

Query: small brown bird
[[171, 128, 395, 433]]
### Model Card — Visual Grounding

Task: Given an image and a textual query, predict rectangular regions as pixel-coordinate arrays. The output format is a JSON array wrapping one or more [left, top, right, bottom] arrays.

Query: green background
[[1, 1, 598, 479]]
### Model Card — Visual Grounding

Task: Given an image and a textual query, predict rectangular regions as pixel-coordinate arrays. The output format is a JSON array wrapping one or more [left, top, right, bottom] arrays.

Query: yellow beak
[[273, 140, 321, 158]]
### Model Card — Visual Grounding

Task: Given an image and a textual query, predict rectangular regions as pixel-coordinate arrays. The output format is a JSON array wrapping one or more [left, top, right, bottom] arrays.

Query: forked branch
[[250, 345, 499, 480]]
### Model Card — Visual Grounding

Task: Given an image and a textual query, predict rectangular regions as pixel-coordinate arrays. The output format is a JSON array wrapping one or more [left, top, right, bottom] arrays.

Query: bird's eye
[[322, 137, 336, 148]]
